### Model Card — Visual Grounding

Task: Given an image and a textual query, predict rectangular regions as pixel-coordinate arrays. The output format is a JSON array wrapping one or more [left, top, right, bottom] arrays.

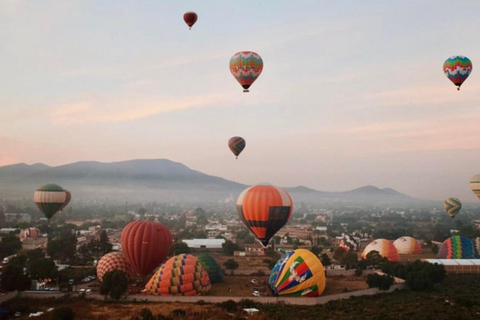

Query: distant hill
[[0, 159, 416, 205]]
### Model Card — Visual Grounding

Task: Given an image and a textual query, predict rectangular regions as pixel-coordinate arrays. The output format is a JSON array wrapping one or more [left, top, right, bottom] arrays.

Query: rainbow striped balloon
[[470, 174, 480, 200], [443, 56, 472, 90], [229, 51, 263, 92], [443, 197, 461, 218], [437, 236, 475, 259]]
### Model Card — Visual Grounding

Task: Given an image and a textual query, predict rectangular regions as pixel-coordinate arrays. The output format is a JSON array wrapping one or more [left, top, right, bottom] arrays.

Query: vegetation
[[222, 240, 239, 256], [0, 234, 22, 258], [223, 259, 239, 271], [381, 260, 446, 291], [100, 270, 129, 300], [366, 273, 395, 291], [52, 306, 75, 320]]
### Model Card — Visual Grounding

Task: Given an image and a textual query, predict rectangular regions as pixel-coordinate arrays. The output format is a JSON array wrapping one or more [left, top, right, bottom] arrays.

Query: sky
[[2, 1, 480, 201]]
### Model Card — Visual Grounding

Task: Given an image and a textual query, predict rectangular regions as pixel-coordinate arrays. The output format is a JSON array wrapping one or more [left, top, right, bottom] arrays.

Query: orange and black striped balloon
[[237, 185, 293, 247]]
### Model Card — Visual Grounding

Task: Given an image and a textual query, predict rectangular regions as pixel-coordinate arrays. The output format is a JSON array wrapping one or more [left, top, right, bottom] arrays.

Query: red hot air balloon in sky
[[121, 221, 173, 277], [228, 136, 246, 159], [183, 11, 198, 30]]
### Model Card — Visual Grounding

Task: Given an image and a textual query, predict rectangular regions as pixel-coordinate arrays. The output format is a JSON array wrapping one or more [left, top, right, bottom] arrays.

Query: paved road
[[20, 284, 404, 306]]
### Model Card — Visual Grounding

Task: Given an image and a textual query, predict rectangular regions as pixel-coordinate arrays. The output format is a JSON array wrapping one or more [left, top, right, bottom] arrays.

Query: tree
[[0, 235, 22, 258], [222, 240, 239, 256], [366, 273, 394, 291], [28, 258, 58, 280], [1, 264, 31, 291], [333, 247, 347, 262], [99, 230, 113, 254], [171, 242, 190, 255], [320, 253, 331, 267], [365, 251, 387, 269], [52, 306, 75, 320], [26, 248, 44, 262], [100, 270, 128, 300], [47, 231, 77, 262], [223, 259, 239, 271], [310, 246, 323, 256]]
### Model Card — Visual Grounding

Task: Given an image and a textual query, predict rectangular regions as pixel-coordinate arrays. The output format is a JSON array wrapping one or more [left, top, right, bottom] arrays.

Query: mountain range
[[0, 159, 416, 205]]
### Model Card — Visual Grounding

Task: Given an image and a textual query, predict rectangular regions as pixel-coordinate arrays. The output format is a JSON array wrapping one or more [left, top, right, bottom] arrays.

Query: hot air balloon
[[393, 236, 422, 255], [97, 252, 133, 282], [228, 136, 245, 159], [472, 238, 480, 258], [437, 236, 475, 259], [121, 221, 172, 277], [443, 56, 472, 90], [470, 174, 480, 200], [444, 197, 462, 218], [144, 254, 211, 296], [269, 249, 325, 297], [58, 190, 71, 213], [19, 228, 41, 241], [195, 253, 223, 283], [183, 11, 197, 30], [339, 234, 359, 251], [33, 184, 69, 220], [229, 51, 263, 92], [361, 239, 400, 262], [237, 185, 293, 248]]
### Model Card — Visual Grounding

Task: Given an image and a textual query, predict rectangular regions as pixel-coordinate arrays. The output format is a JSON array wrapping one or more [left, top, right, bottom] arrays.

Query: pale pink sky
[[2, 1, 480, 201]]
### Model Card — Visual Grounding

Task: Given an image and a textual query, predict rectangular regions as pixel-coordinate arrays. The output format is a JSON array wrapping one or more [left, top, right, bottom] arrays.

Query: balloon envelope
[[269, 249, 325, 297], [444, 197, 461, 218], [97, 252, 132, 282], [33, 184, 68, 219], [228, 136, 246, 158], [183, 11, 197, 29], [437, 236, 475, 259], [470, 174, 480, 200], [361, 239, 400, 262], [19, 228, 41, 241], [229, 51, 263, 92], [443, 56, 472, 90], [121, 221, 172, 277], [195, 253, 223, 283], [339, 234, 359, 251], [145, 254, 211, 296], [59, 190, 71, 212], [237, 185, 293, 247], [393, 236, 422, 255]]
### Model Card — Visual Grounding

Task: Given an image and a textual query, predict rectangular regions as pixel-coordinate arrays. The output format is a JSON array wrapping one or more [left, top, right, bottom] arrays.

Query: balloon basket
[[243, 89, 249, 93]]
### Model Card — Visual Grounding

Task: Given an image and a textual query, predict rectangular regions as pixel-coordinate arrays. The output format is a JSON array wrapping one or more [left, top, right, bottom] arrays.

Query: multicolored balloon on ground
[[443, 197, 462, 218], [33, 184, 69, 219], [443, 56, 472, 90], [269, 249, 325, 297], [437, 236, 475, 259], [469, 174, 480, 200], [339, 234, 359, 251], [121, 221, 172, 277], [472, 238, 480, 258], [237, 185, 293, 247], [361, 239, 400, 262], [393, 236, 422, 254], [97, 252, 132, 282], [183, 11, 197, 30], [19, 228, 41, 241], [229, 51, 263, 92], [195, 253, 223, 283], [228, 136, 246, 159], [144, 254, 211, 296]]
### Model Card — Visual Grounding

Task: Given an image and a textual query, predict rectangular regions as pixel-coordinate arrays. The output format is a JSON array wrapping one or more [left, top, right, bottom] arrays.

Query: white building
[[182, 239, 225, 249]]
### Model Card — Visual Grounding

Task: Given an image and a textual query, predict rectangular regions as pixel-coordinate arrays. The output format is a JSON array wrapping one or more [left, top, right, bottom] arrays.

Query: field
[[5, 274, 480, 320]]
